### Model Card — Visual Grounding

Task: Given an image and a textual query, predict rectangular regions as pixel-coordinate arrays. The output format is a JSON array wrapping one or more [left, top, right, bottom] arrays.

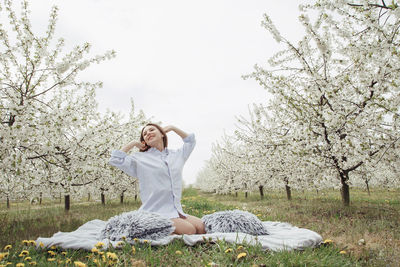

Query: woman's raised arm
[[162, 125, 188, 140]]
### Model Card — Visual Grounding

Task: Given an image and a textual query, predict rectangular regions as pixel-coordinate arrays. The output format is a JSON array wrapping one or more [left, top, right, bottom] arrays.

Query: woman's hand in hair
[[121, 141, 147, 153]]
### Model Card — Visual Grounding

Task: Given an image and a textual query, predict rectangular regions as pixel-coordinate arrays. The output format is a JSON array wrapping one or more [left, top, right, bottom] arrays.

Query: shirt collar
[[148, 147, 169, 155]]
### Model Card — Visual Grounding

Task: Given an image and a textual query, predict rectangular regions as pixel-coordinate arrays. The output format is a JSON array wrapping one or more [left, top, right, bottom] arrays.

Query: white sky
[[24, 0, 308, 185]]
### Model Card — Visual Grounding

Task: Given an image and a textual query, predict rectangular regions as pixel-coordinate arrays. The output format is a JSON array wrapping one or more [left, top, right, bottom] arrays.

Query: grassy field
[[0, 187, 399, 266]]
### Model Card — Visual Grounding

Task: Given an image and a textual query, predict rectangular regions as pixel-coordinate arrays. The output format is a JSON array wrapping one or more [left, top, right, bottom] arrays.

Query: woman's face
[[142, 125, 164, 147]]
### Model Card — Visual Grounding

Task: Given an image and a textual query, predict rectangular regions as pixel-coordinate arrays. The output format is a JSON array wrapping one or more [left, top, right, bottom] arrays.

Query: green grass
[[0, 187, 399, 266]]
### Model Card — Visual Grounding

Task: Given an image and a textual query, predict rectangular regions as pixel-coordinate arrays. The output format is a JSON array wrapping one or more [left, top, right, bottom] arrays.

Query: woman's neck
[[152, 141, 164, 152]]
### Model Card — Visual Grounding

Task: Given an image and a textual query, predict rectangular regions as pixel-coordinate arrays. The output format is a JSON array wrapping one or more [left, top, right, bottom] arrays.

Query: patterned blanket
[[36, 220, 322, 251]]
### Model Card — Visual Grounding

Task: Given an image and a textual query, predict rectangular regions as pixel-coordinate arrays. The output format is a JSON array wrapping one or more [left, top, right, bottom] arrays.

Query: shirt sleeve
[[108, 150, 138, 177], [180, 133, 196, 161]]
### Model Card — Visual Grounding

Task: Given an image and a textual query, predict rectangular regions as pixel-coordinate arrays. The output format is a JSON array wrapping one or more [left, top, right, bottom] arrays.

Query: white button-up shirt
[[108, 133, 196, 219]]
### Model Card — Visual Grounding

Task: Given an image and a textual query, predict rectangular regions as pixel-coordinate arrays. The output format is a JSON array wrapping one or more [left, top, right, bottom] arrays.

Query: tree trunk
[[235, 192, 238, 197], [39, 192, 42, 205], [120, 192, 124, 204], [365, 180, 370, 196], [134, 194, 137, 202], [245, 192, 248, 198], [101, 193, 105, 205], [285, 185, 292, 201], [259, 185, 264, 200], [64, 195, 70, 211], [7, 196, 10, 209], [59, 192, 62, 203], [340, 173, 350, 206]]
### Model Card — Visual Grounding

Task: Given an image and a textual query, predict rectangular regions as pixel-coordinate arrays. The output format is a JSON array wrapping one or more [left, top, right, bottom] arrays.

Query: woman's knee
[[185, 224, 197, 235], [177, 224, 196, 235], [172, 219, 196, 235], [186, 215, 206, 234]]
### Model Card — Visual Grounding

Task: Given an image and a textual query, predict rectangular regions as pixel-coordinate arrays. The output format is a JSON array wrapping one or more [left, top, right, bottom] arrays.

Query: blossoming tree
[[244, 0, 400, 205], [0, 0, 116, 208]]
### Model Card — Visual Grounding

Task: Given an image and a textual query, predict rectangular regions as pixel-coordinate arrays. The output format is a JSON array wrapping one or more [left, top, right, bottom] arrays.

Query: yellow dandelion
[[106, 252, 118, 261], [28, 240, 36, 246], [133, 238, 139, 242], [39, 242, 44, 248], [47, 258, 56, 262], [121, 236, 126, 241], [91, 247, 99, 253], [175, 250, 183, 255], [98, 251, 104, 255], [24, 257, 32, 261], [256, 214, 262, 217], [61, 251, 67, 256], [50, 245, 57, 250], [3, 245, 12, 250], [66, 258, 72, 264], [131, 246, 136, 255], [237, 245, 244, 250], [22, 240, 29, 246], [225, 248, 233, 253], [28, 262, 37, 266], [16, 263, 25, 267], [47, 250, 56, 256], [74, 261, 87, 267], [0, 252, 9, 261], [116, 241, 124, 248], [323, 239, 333, 244], [237, 252, 247, 259], [101, 255, 106, 262], [95, 242, 104, 249], [19, 250, 29, 257], [339, 250, 347, 254], [143, 240, 149, 244]]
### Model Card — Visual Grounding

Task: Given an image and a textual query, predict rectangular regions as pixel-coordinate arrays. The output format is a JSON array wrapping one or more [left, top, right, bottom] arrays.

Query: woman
[[109, 123, 206, 235]]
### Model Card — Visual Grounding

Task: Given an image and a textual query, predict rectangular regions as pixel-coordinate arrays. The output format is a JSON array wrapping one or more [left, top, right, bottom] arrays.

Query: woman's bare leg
[[170, 218, 196, 235], [170, 214, 206, 235], [184, 215, 206, 234]]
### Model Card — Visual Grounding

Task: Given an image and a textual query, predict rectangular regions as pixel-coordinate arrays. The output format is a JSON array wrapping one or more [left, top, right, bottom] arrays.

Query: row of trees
[[0, 0, 145, 209], [196, 0, 400, 206]]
